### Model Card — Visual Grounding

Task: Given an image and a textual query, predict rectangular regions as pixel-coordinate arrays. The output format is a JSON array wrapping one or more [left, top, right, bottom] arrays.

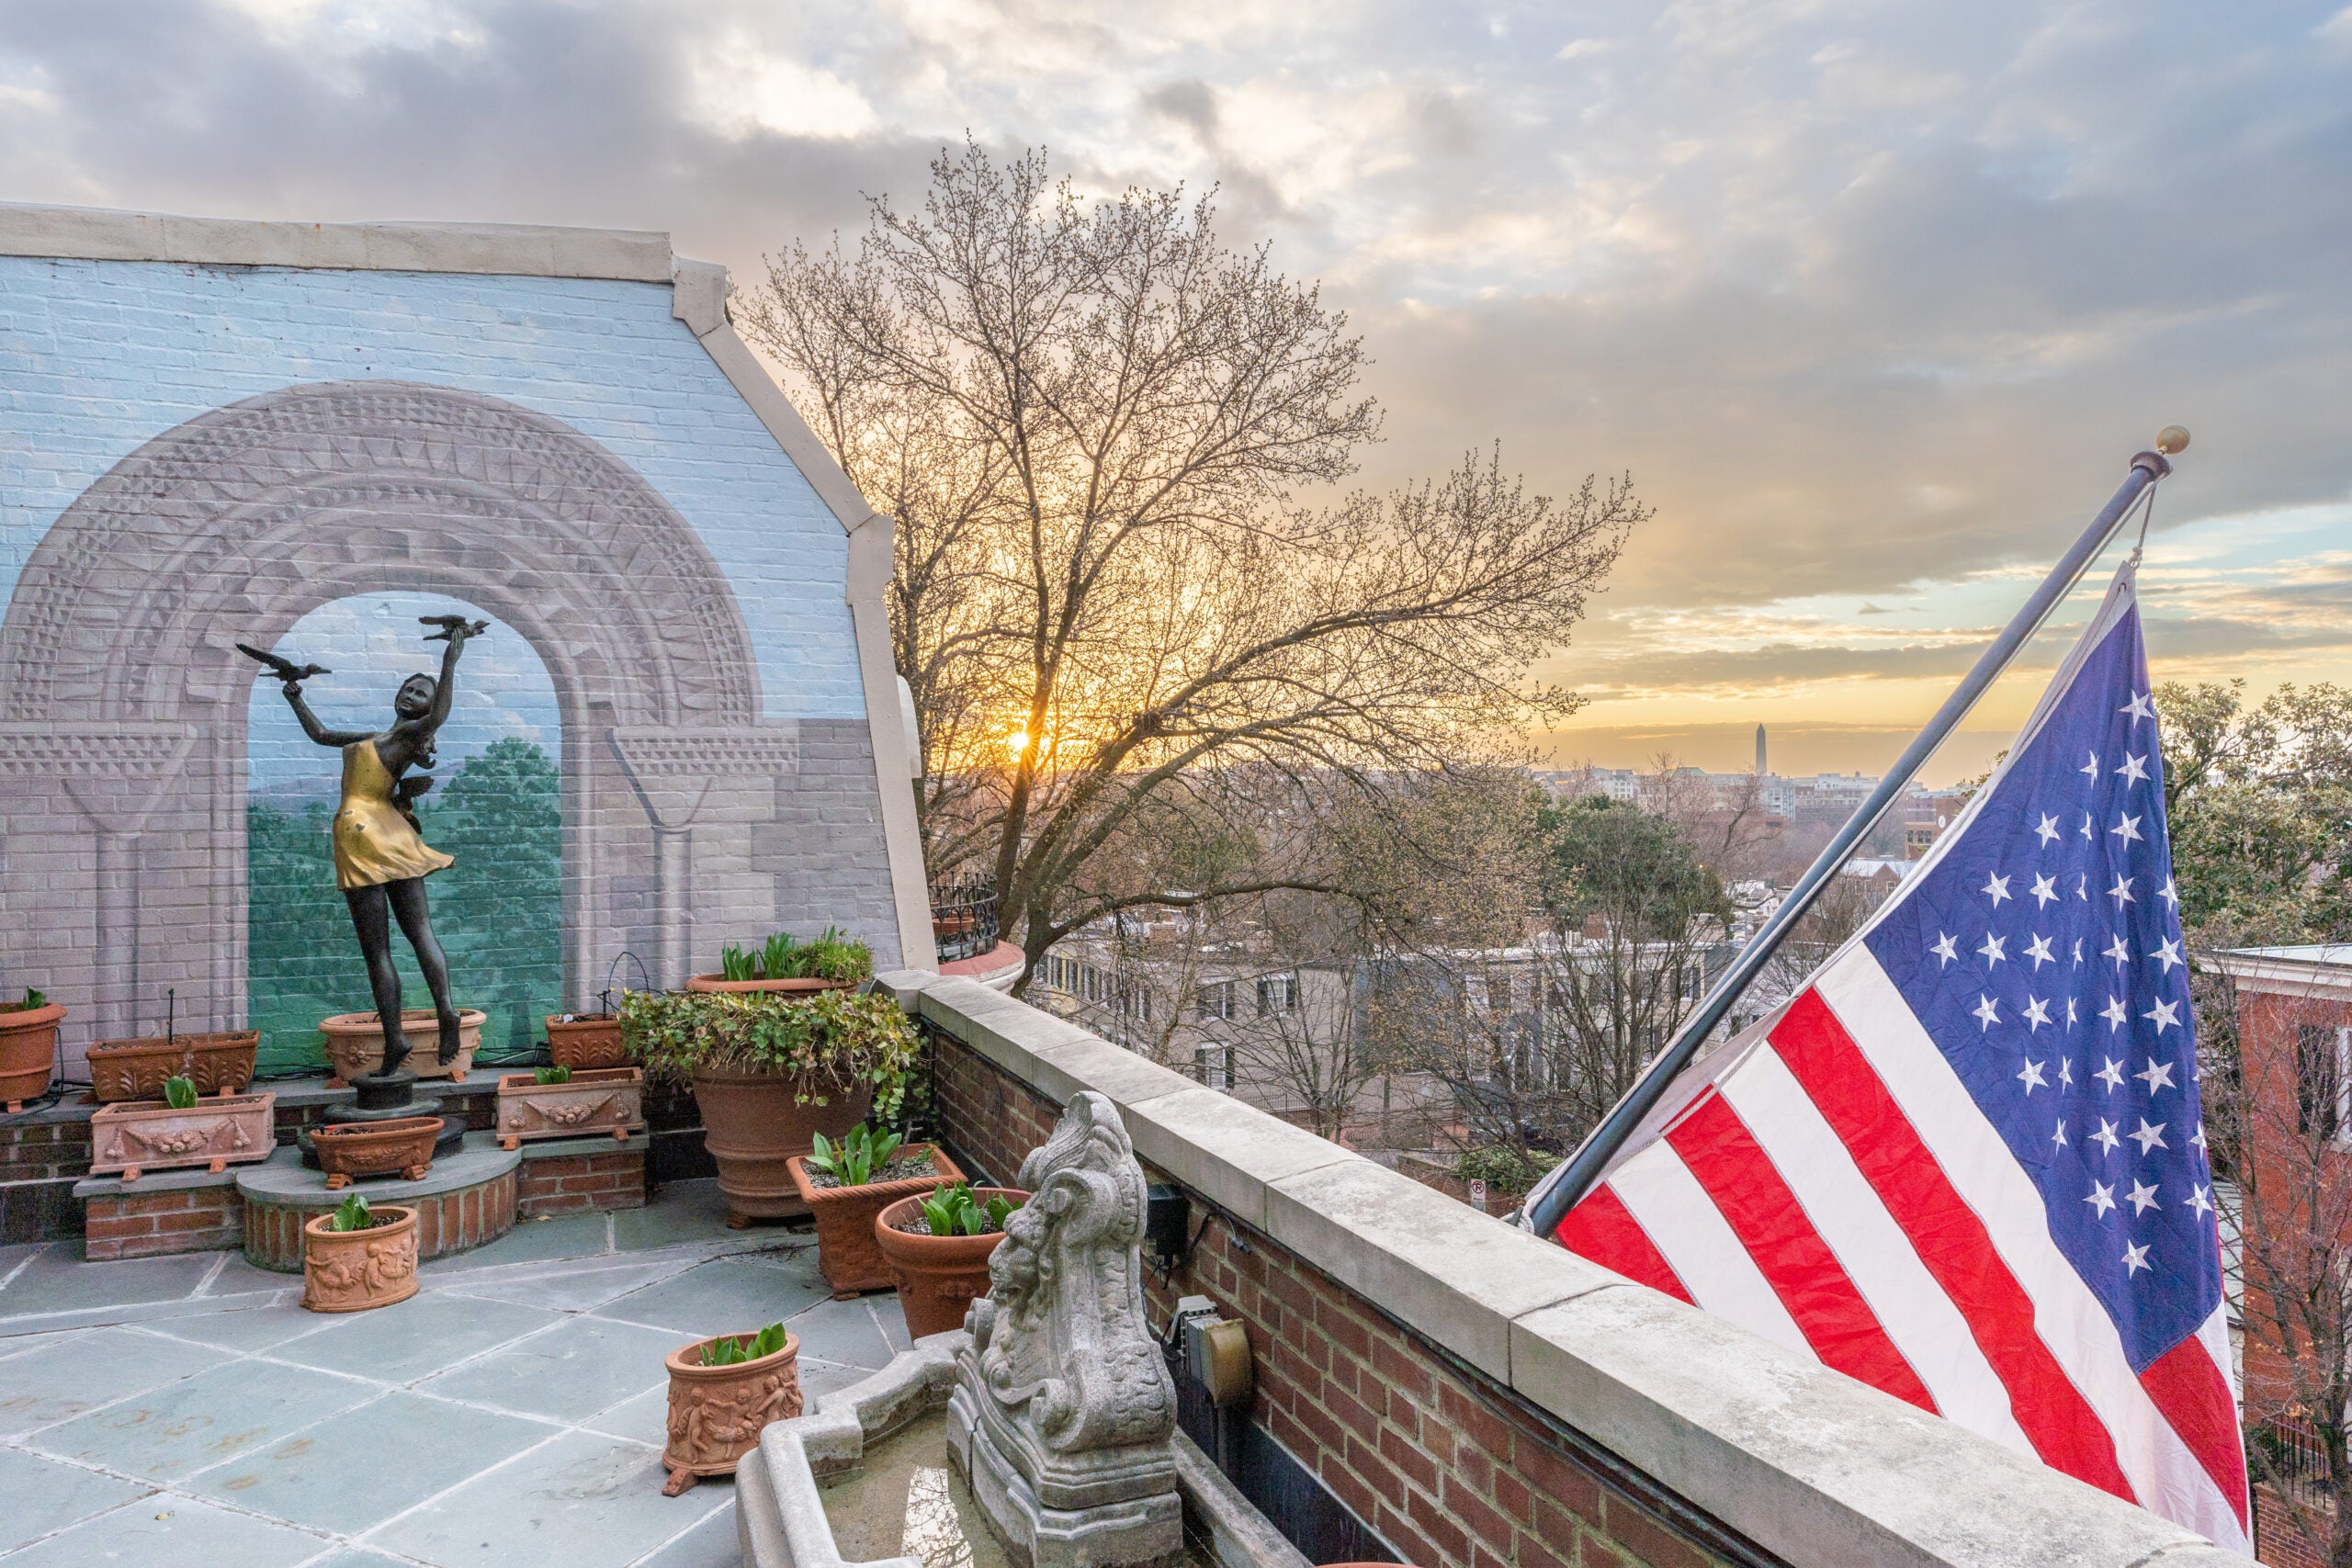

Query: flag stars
[[1979, 932, 2009, 967], [2073, 937, 2085, 967], [2109, 814, 2144, 846], [2018, 1058, 2048, 1093], [1983, 872, 2013, 908], [2128, 1179, 2160, 1215], [2137, 1058, 2177, 1095], [2116, 753, 2150, 787], [2188, 1186, 2215, 1221], [2160, 877, 2179, 910], [2104, 934, 2131, 967], [2130, 1118, 2168, 1156], [2123, 1241, 2152, 1277], [2036, 813, 2062, 847], [2030, 874, 2059, 909], [2153, 937, 2184, 975], [2097, 1057, 2126, 1091], [1930, 931, 1959, 968], [2143, 998, 2181, 1034], [2191, 1125, 2209, 1153], [2086, 1181, 2117, 1218], [2122, 690, 2154, 723], [2065, 998, 2080, 1028], [2076, 872, 2090, 901], [2023, 996, 2052, 1032], [1973, 994, 2002, 1031], [2092, 1117, 2121, 1154], [2059, 1057, 2075, 1089], [2026, 933, 2055, 969], [2081, 750, 2100, 781], [2052, 1119, 2068, 1150], [2108, 874, 2136, 908], [2100, 998, 2129, 1032], [2080, 814, 2095, 843]]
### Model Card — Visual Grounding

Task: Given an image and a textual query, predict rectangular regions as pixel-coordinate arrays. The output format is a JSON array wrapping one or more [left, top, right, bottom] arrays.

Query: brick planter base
[[237, 1135, 520, 1272], [517, 1133, 649, 1218], [78, 1175, 245, 1260]]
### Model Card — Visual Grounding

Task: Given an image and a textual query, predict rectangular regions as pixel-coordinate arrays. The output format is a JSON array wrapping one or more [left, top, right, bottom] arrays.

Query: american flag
[[1548, 565, 2249, 1550]]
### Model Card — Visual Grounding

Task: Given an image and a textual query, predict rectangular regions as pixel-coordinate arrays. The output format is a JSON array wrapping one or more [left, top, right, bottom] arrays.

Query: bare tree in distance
[[743, 140, 1642, 989]]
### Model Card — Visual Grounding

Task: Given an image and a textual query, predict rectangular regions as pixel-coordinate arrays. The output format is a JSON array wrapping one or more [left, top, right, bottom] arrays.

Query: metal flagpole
[[1520, 428, 2190, 1239]]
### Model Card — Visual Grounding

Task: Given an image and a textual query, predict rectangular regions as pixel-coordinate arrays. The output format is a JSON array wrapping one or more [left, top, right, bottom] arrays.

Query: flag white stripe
[[1815, 946, 2247, 1551], [1722, 1043, 2038, 1455], [1604, 1140, 1812, 1357]]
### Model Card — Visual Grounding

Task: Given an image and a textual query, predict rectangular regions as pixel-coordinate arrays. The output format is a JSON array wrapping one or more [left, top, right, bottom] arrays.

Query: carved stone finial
[[948, 1091, 1182, 1568]]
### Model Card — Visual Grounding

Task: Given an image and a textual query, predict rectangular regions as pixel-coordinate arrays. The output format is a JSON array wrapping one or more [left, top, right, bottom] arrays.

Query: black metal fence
[[2253, 1416, 2335, 1505], [929, 874, 1001, 964]]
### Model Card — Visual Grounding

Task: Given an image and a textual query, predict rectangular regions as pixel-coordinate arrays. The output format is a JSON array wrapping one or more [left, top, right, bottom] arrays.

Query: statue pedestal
[[949, 1380, 1183, 1568]]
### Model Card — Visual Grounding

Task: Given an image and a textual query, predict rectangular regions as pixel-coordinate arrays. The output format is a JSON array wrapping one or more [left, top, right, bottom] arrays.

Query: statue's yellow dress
[[332, 740, 454, 891]]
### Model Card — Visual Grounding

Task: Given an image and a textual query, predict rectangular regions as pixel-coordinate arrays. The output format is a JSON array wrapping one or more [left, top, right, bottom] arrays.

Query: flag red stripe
[[1555, 1184, 1695, 1304], [1666, 1094, 1939, 1412], [2137, 1334, 2249, 1528], [1768, 987, 2139, 1501]]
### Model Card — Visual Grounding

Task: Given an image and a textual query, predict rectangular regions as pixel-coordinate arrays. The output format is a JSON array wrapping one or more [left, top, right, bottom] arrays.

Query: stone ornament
[[88, 1091, 277, 1180], [663, 1331, 805, 1496], [494, 1067, 646, 1151], [948, 1090, 1182, 1568]]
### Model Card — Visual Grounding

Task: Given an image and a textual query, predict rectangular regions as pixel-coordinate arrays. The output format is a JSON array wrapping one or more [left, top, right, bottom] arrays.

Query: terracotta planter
[[301, 1205, 420, 1313], [90, 1091, 277, 1180], [786, 1145, 966, 1298], [546, 1011, 628, 1070], [662, 1330, 802, 1495], [311, 1115, 442, 1189], [86, 1030, 259, 1104], [690, 1068, 871, 1226], [0, 1001, 63, 1111], [683, 975, 859, 995], [319, 1008, 485, 1085], [875, 1186, 1027, 1340], [495, 1067, 645, 1150]]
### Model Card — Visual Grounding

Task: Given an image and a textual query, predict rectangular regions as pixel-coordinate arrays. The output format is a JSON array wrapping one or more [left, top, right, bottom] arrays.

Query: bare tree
[[743, 141, 1640, 988]]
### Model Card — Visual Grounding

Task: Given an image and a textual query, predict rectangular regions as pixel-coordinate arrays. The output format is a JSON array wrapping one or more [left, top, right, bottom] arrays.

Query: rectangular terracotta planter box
[[546, 1012, 628, 1070], [786, 1145, 964, 1296], [495, 1067, 646, 1150], [86, 1030, 259, 1104], [89, 1090, 277, 1180]]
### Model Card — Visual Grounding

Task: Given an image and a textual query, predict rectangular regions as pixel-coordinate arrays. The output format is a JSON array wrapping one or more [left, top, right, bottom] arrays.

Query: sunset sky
[[5, 0, 2346, 784]]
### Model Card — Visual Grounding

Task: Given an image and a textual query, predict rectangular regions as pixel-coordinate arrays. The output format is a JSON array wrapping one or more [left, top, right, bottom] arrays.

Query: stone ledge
[[0, 202, 673, 280], [74, 1163, 243, 1201], [881, 970, 2245, 1568]]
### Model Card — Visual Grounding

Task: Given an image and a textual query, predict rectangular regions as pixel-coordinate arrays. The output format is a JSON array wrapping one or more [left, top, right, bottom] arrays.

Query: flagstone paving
[[0, 1180, 901, 1567]]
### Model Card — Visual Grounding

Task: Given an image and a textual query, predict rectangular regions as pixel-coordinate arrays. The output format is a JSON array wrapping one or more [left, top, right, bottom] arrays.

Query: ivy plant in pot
[[621, 987, 920, 1228], [875, 1182, 1030, 1340], [684, 927, 872, 995], [301, 1191, 420, 1314], [0, 987, 64, 1112], [662, 1320, 802, 1495], [786, 1124, 964, 1297]]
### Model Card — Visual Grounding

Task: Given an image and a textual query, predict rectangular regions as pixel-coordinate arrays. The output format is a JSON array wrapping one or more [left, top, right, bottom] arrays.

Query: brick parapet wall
[[243, 1167, 516, 1272], [933, 1029, 1733, 1568], [84, 1183, 244, 1261], [516, 1143, 647, 1217]]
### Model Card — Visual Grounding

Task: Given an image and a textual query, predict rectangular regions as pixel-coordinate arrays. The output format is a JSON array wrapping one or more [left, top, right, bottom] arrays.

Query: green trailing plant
[[703, 1321, 788, 1366], [804, 1123, 904, 1188], [617, 987, 920, 1122], [329, 1191, 372, 1232], [919, 1182, 1022, 1236], [162, 1076, 198, 1111], [533, 1065, 572, 1086], [719, 943, 758, 983]]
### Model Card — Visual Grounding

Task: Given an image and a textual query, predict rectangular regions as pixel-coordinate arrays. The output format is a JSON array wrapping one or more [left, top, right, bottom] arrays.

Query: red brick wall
[[0, 1118, 92, 1240], [243, 1167, 517, 1270], [84, 1184, 243, 1260], [517, 1146, 647, 1217], [932, 1032, 1741, 1568]]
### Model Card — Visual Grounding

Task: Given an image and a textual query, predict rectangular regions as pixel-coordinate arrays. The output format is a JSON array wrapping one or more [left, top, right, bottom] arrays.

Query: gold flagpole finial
[[2156, 425, 2190, 455]]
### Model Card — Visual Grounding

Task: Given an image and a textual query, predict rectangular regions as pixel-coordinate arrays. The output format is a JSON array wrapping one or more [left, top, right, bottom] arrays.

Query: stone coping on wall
[[875, 970, 2242, 1568], [0, 201, 673, 279]]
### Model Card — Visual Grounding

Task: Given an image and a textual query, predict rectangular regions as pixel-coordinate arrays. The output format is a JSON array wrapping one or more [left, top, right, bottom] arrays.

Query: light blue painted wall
[[0, 256, 863, 722]]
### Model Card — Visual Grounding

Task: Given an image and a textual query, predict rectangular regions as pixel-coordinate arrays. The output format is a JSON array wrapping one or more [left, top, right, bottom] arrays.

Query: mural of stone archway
[[0, 380, 876, 1065]]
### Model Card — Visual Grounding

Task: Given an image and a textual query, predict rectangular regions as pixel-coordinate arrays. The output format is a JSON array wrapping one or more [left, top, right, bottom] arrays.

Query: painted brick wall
[[931, 1030, 1744, 1568]]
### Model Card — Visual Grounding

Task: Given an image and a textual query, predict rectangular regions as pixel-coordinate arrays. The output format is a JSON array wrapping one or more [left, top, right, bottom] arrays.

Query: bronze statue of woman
[[266, 615, 487, 1077]]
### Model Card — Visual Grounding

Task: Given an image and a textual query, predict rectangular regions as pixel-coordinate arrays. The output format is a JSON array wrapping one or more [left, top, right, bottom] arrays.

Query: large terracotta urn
[[689, 1069, 871, 1226], [0, 1000, 64, 1111]]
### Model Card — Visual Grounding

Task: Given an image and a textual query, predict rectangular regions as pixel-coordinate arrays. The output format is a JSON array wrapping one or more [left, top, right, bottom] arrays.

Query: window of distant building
[[1196, 1043, 1232, 1090], [2297, 1022, 2351, 1144], [1257, 974, 1297, 1016], [1196, 981, 1235, 1021]]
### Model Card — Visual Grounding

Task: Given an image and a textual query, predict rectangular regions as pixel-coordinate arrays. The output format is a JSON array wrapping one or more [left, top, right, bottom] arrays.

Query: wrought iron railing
[[929, 874, 1001, 964], [2253, 1416, 2335, 1504]]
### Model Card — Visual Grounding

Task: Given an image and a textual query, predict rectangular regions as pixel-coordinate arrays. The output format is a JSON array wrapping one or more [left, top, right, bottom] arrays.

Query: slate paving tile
[[632, 1496, 741, 1567], [0, 1325, 216, 1437], [271, 1291, 560, 1384], [797, 1356, 882, 1407], [438, 1259, 686, 1314], [597, 1257, 830, 1337], [32, 1358, 376, 1481], [415, 1314, 683, 1422], [0, 1445, 155, 1551], [0, 1247, 225, 1319], [782, 1295, 895, 1371], [366, 1427, 704, 1568], [582, 1382, 670, 1449], [0, 1495, 326, 1568], [143, 1303, 339, 1354], [611, 1179, 734, 1251], [187, 1389, 554, 1534], [0, 1326, 86, 1361]]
